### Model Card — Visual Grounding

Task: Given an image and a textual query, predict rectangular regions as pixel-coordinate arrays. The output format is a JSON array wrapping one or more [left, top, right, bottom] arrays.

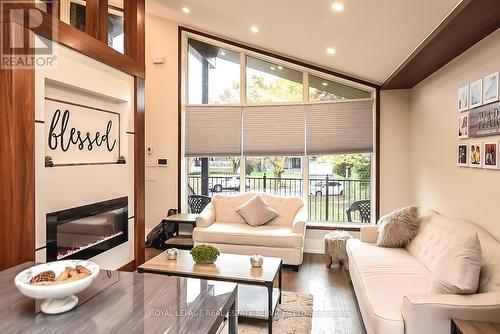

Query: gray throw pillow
[[236, 194, 278, 227], [377, 206, 419, 248]]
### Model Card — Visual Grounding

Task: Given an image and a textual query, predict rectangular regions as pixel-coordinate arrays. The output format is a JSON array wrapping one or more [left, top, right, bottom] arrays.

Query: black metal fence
[[187, 174, 371, 223]]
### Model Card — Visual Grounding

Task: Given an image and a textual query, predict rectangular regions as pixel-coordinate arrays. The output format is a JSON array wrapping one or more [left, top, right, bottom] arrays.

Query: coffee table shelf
[[238, 285, 280, 319]]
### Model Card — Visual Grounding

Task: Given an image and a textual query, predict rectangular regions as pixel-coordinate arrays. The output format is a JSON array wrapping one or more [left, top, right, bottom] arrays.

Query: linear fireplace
[[46, 197, 128, 261]]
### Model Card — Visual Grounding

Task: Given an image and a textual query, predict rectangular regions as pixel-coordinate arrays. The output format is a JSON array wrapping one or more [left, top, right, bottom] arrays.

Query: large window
[[309, 74, 372, 102], [187, 157, 241, 197], [188, 39, 240, 104], [183, 34, 376, 223], [245, 157, 303, 197], [308, 155, 372, 223], [246, 57, 303, 103]]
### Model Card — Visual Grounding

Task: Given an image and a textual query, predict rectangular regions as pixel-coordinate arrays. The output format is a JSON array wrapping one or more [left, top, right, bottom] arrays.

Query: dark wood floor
[[144, 249, 366, 334]]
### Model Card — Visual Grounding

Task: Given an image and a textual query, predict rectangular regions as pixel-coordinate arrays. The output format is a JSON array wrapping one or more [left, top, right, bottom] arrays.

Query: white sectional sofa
[[347, 209, 500, 334], [193, 193, 306, 266]]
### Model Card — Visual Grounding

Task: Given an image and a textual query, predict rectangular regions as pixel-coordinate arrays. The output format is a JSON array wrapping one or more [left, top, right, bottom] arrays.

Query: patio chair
[[346, 200, 371, 223], [188, 194, 212, 214]]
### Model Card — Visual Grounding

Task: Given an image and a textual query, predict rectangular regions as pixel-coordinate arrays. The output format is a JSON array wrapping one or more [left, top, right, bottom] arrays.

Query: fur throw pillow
[[377, 207, 419, 248]]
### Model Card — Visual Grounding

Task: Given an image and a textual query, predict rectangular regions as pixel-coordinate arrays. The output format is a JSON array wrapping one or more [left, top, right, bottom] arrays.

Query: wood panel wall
[[134, 78, 146, 266], [0, 22, 35, 270]]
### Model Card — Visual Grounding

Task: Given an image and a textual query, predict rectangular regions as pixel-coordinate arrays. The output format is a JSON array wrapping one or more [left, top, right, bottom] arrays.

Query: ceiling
[[146, 0, 462, 85]]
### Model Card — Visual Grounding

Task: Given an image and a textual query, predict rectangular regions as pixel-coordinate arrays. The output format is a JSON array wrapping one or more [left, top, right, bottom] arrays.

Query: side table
[[162, 213, 198, 249]]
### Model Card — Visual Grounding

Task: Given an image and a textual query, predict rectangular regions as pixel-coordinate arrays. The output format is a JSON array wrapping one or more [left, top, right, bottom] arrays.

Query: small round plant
[[190, 244, 220, 264]]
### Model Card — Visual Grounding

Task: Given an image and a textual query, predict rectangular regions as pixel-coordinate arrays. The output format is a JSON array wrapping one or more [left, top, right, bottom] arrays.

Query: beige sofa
[[193, 193, 306, 266], [347, 209, 500, 334]]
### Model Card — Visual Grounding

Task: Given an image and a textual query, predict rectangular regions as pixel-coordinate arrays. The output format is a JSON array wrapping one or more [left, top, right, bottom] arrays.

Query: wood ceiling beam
[[382, 0, 500, 90]]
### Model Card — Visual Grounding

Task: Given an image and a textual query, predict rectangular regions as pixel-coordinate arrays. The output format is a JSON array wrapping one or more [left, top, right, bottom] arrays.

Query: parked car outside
[[210, 176, 250, 193], [310, 181, 344, 196]]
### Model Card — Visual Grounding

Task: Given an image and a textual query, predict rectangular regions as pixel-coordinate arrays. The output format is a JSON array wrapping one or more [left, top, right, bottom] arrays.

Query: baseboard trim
[[118, 259, 136, 272]]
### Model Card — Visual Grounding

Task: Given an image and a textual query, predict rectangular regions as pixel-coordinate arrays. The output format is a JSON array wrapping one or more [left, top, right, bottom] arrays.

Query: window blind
[[306, 99, 374, 155], [185, 105, 242, 157], [242, 104, 305, 156]]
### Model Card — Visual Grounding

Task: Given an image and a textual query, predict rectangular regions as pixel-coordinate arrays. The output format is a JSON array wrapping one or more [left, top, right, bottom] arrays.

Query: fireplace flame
[[57, 231, 124, 260]]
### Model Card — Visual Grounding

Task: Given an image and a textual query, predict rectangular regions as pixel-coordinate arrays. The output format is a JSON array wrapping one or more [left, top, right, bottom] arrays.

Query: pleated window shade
[[185, 105, 242, 157], [185, 99, 374, 157], [242, 104, 305, 156], [306, 99, 374, 155]]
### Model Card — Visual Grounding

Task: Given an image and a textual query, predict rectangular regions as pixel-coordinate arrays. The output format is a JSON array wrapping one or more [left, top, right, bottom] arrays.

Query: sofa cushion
[[430, 233, 482, 294], [193, 221, 303, 248], [236, 194, 278, 227], [407, 210, 500, 293], [377, 206, 419, 248], [347, 239, 432, 334]]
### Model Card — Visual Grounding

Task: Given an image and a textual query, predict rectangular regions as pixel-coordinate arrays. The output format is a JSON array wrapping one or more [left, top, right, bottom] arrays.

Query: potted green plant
[[117, 155, 126, 164], [45, 156, 53, 167], [190, 244, 220, 264]]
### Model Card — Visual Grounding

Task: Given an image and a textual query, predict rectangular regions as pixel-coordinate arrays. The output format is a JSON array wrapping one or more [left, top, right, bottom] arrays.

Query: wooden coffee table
[[138, 250, 283, 334]]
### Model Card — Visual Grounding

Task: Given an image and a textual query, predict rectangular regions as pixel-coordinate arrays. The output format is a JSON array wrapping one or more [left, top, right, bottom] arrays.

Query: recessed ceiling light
[[270, 66, 276, 71], [322, 82, 328, 86], [331, 2, 344, 12], [182, 7, 190, 14], [250, 26, 259, 33], [220, 51, 226, 56], [277, 65, 283, 70], [326, 47, 336, 55]]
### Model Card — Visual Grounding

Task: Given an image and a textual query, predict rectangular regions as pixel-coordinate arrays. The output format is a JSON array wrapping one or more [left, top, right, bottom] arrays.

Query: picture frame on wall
[[469, 142, 482, 168], [458, 114, 469, 139], [483, 72, 499, 105], [483, 141, 498, 169], [469, 79, 482, 108], [457, 143, 468, 167], [458, 84, 469, 111]]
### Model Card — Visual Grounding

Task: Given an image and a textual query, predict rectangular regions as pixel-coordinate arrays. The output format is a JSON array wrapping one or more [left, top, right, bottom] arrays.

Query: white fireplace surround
[[34, 36, 135, 270]]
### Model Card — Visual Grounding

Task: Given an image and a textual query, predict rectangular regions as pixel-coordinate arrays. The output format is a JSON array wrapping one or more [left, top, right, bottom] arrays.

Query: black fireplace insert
[[46, 197, 128, 261]]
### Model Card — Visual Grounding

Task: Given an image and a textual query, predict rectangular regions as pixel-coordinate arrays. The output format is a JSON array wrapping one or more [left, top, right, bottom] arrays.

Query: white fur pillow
[[376, 206, 419, 248], [236, 194, 278, 227], [430, 233, 482, 294]]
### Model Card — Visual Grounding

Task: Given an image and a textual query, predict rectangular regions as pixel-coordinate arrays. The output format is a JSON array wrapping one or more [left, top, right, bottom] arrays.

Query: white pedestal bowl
[[14, 260, 100, 314]]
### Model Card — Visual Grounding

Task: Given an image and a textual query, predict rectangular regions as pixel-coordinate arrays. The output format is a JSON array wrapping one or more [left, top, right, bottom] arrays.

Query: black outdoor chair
[[346, 200, 371, 223], [188, 195, 212, 214]]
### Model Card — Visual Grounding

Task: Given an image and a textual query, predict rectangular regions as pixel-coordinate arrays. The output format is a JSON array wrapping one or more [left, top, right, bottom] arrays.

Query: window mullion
[[302, 71, 309, 209], [240, 53, 246, 193]]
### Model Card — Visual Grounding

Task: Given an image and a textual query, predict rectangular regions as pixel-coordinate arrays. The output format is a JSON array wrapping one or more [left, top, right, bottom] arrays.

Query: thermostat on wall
[[157, 158, 168, 167]]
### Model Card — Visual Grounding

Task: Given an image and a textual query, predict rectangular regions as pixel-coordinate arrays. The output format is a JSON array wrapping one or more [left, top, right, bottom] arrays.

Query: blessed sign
[[45, 98, 121, 165], [469, 100, 500, 138]]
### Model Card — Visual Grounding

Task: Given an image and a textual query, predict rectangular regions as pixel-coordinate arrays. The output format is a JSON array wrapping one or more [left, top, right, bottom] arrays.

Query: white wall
[[35, 38, 135, 269], [410, 28, 500, 240], [379, 90, 412, 215], [144, 14, 179, 231]]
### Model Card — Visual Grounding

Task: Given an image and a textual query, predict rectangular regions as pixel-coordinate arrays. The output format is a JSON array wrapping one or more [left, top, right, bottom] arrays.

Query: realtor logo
[[0, 0, 58, 69]]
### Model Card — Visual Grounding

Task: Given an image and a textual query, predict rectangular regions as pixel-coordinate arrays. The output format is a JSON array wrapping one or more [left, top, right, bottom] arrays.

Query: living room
[[1, 0, 500, 333]]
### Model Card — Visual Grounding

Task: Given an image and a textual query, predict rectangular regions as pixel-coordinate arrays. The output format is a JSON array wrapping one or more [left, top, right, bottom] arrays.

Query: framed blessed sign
[[45, 97, 121, 166]]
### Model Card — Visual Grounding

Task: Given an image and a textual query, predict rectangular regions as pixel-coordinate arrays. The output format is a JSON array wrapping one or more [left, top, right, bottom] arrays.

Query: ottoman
[[324, 231, 352, 270]]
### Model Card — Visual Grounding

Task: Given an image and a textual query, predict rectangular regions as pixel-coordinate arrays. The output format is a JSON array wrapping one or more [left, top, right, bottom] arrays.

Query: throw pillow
[[236, 194, 278, 227], [430, 233, 482, 294], [376, 206, 419, 248]]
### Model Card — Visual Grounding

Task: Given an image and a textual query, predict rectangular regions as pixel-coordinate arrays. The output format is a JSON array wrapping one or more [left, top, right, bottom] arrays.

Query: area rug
[[238, 291, 313, 334]]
